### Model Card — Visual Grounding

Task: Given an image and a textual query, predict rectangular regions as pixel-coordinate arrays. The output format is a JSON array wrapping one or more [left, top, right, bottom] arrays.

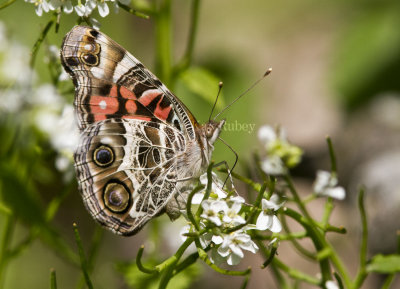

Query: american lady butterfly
[[61, 26, 225, 236]]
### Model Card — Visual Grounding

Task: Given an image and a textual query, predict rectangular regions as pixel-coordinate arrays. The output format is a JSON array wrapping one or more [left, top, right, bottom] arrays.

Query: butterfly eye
[[103, 181, 130, 213], [206, 125, 214, 138], [93, 145, 114, 167]]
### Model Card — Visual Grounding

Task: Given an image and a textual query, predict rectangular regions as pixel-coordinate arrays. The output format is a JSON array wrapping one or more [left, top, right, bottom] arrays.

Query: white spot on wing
[[99, 100, 107, 109]]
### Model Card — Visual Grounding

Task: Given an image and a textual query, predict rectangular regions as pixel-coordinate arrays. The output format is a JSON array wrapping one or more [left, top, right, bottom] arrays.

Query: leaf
[[367, 254, 400, 273], [331, 6, 400, 110], [179, 67, 224, 108]]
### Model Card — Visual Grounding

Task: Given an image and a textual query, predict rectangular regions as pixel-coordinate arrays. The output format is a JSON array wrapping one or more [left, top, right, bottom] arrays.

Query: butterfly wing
[[75, 118, 187, 235], [61, 25, 197, 139], [60, 26, 199, 235]]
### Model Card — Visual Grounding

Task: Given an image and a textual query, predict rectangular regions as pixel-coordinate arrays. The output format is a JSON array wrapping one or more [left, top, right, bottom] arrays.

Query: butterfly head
[[204, 119, 225, 145], [197, 119, 225, 167]]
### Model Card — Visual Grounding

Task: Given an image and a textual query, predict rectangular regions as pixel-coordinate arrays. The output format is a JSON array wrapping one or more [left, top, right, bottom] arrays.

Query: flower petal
[[256, 213, 273, 230], [269, 215, 282, 233], [97, 1, 109, 17], [227, 253, 242, 265], [323, 187, 346, 200]]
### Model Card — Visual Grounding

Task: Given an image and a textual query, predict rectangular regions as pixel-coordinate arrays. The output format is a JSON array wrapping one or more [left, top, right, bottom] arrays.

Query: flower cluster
[[182, 173, 284, 266], [25, 0, 131, 21], [258, 125, 303, 175], [313, 170, 346, 200], [0, 23, 78, 176]]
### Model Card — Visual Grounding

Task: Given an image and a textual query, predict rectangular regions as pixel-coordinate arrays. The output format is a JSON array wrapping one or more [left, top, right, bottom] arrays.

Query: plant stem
[[30, 18, 55, 68], [73, 223, 94, 289], [352, 187, 368, 289], [174, 0, 200, 75], [154, 0, 172, 87], [0, 0, 16, 9], [0, 215, 14, 289]]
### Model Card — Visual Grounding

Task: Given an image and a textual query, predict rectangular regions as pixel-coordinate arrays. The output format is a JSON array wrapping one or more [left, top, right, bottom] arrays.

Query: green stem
[[220, 169, 262, 192], [281, 213, 316, 260], [0, 0, 16, 9], [154, 0, 172, 87], [174, 0, 200, 75], [326, 136, 337, 174], [50, 268, 57, 289], [157, 238, 194, 289], [136, 245, 158, 274], [30, 18, 55, 68], [195, 164, 213, 219], [186, 184, 205, 231], [284, 176, 333, 283], [352, 187, 368, 289], [257, 239, 319, 285], [0, 215, 14, 289], [272, 258, 320, 285], [196, 245, 250, 276], [119, 2, 150, 18], [73, 223, 94, 289], [174, 252, 199, 275]]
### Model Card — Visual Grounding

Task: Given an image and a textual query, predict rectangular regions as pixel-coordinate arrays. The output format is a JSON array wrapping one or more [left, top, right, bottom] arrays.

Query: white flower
[[49, 0, 73, 13], [258, 125, 286, 146], [258, 125, 302, 175], [192, 172, 227, 204], [325, 280, 339, 289], [222, 201, 245, 225], [25, 0, 50, 16], [261, 155, 286, 175], [74, 2, 101, 29], [200, 200, 228, 226], [256, 194, 284, 232], [217, 231, 258, 265], [313, 170, 346, 200]]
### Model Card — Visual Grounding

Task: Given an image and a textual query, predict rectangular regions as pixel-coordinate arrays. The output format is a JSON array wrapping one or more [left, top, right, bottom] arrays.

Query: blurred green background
[[1, 0, 400, 288]]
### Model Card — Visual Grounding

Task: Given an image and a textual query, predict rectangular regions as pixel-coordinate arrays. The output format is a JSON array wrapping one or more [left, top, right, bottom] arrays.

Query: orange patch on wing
[[90, 95, 119, 115], [139, 89, 162, 106], [154, 102, 172, 121], [120, 86, 136, 99], [110, 85, 118, 98], [125, 99, 137, 114], [94, 114, 107, 122]]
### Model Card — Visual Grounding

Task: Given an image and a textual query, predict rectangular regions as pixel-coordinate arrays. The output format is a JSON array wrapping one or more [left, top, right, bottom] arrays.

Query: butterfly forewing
[[61, 25, 196, 138]]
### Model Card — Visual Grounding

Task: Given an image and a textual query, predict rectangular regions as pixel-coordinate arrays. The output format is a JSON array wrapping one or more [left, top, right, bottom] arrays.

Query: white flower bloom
[[217, 231, 258, 265], [222, 201, 245, 225], [325, 280, 339, 289], [192, 172, 227, 204], [97, 1, 110, 17], [261, 155, 286, 175], [258, 125, 286, 148], [256, 194, 284, 232], [200, 200, 228, 226], [49, 0, 73, 13], [25, 0, 50, 16], [258, 125, 302, 175], [313, 170, 346, 200]]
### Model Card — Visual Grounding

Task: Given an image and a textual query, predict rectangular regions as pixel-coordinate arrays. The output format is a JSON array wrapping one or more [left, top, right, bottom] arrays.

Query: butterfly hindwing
[[74, 118, 186, 235]]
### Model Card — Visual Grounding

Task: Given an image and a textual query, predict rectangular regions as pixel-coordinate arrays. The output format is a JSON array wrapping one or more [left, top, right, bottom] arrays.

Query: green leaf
[[179, 67, 224, 108], [367, 254, 400, 273], [331, 6, 400, 110]]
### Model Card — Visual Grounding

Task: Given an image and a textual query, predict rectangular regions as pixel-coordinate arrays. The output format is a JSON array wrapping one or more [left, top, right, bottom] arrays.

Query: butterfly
[[60, 26, 225, 236]]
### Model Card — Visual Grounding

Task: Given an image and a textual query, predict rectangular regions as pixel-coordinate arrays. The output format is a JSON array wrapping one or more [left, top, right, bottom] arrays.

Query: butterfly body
[[61, 26, 224, 235]]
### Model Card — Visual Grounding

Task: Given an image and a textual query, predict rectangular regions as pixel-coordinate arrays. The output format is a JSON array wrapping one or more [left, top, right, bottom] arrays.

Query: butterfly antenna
[[217, 136, 238, 188], [213, 68, 272, 120], [209, 81, 224, 121]]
